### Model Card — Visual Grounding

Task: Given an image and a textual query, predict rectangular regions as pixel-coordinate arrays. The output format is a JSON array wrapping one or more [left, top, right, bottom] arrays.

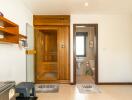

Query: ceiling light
[[84, 2, 88, 7]]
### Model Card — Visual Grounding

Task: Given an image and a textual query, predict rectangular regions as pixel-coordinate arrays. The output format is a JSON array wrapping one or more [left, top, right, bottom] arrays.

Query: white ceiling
[[21, 0, 132, 15]]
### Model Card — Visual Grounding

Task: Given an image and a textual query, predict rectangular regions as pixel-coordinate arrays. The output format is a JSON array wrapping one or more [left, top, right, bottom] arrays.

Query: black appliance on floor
[[16, 82, 37, 100]]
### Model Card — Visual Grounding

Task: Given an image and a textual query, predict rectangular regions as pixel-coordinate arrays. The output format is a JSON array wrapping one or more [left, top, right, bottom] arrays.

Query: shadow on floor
[[16, 97, 38, 100]]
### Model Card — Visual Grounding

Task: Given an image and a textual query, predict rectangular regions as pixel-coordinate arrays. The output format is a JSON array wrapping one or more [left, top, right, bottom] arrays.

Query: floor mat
[[77, 84, 101, 94], [35, 84, 59, 93], [16, 97, 37, 100]]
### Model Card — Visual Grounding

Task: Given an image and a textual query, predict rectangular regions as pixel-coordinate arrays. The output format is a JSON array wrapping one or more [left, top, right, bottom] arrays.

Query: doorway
[[73, 24, 98, 84]]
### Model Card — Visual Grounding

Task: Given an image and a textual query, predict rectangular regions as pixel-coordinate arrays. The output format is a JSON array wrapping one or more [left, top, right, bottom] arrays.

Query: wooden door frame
[[73, 24, 98, 84]]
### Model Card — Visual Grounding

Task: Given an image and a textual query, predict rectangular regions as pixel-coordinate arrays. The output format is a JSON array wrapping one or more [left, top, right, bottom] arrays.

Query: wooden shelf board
[[0, 27, 18, 35], [19, 34, 27, 40], [0, 38, 18, 43], [0, 16, 18, 27]]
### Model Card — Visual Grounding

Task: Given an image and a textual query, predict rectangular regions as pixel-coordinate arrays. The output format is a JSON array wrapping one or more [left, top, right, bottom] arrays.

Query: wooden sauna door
[[35, 26, 70, 83], [35, 27, 58, 83]]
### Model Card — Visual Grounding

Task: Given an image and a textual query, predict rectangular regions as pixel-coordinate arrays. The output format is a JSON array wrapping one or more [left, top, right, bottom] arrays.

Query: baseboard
[[35, 80, 70, 84], [59, 80, 70, 84], [70, 82, 75, 85], [97, 82, 132, 85]]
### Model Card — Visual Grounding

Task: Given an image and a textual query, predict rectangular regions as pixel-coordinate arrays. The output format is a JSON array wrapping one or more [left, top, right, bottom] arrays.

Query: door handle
[[26, 50, 36, 54]]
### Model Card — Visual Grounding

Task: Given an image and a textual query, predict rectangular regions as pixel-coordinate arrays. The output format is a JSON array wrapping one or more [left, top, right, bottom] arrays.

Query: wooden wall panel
[[33, 15, 70, 26], [58, 26, 70, 81]]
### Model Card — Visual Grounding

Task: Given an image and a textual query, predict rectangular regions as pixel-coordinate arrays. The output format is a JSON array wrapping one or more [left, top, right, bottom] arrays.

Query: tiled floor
[[37, 84, 132, 100], [76, 75, 94, 84]]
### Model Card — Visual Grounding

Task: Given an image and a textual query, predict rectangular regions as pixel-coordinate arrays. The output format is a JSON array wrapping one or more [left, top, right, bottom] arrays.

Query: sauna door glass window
[[76, 32, 87, 57]]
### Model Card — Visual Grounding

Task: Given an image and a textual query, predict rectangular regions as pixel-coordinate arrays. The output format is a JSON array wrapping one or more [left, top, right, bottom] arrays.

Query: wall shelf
[[0, 16, 19, 43], [19, 34, 27, 40], [0, 27, 18, 35]]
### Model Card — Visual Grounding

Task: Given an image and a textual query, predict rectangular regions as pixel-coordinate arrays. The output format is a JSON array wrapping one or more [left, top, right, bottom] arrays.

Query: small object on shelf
[[0, 26, 4, 28], [0, 21, 4, 27], [19, 40, 28, 48], [22, 40, 28, 47], [0, 32, 4, 39], [19, 34, 28, 48], [0, 20, 4, 39], [0, 12, 4, 17], [0, 22, 4, 28]]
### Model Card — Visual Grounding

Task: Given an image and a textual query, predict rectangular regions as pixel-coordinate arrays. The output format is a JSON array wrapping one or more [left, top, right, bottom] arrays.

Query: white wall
[[0, 0, 32, 83], [0, 0, 132, 83], [71, 14, 132, 82]]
